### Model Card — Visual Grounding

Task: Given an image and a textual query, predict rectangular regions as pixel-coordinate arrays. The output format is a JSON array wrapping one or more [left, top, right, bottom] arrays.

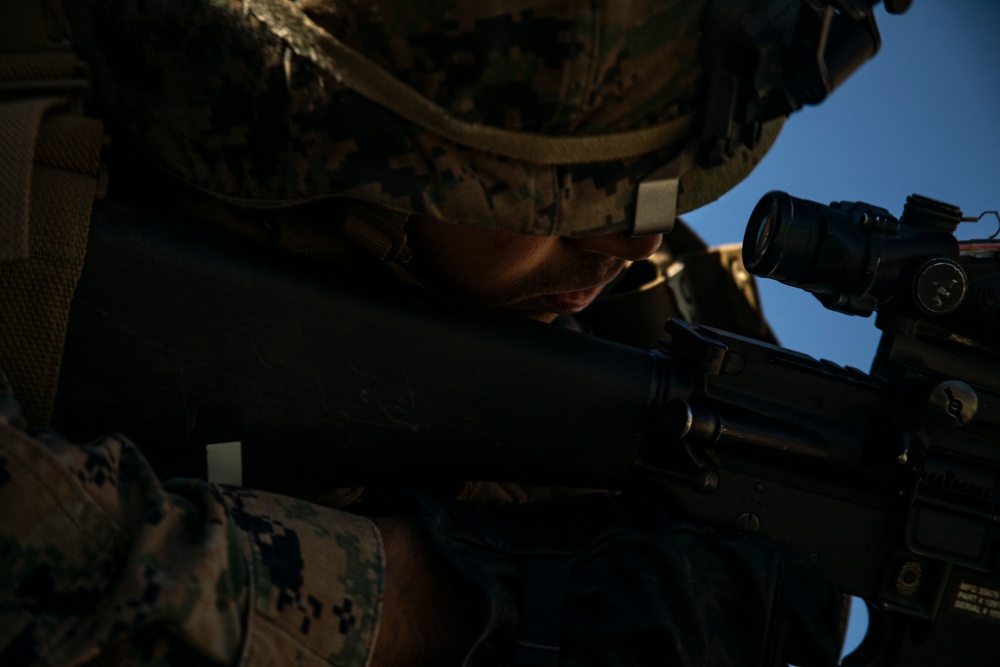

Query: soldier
[[0, 0, 884, 664]]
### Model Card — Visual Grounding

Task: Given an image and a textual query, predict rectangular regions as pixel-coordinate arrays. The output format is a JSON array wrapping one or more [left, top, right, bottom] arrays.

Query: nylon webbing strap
[[334, 203, 421, 286], [0, 0, 105, 427], [249, 0, 696, 165], [0, 97, 57, 263], [513, 556, 571, 667]]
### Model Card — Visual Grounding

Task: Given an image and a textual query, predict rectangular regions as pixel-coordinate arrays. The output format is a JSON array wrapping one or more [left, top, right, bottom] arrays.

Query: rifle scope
[[742, 191, 964, 316]]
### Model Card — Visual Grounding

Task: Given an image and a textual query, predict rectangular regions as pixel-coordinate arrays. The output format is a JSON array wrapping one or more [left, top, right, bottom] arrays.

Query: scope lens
[[744, 192, 787, 275], [743, 191, 889, 308], [753, 198, 778, 262]]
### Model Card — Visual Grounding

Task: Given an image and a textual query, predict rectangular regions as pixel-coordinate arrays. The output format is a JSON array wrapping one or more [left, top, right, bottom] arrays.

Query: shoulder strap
[[0, 0, 106, 426]]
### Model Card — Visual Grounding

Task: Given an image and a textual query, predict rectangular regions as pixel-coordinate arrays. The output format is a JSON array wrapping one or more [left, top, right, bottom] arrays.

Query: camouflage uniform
[[1, 0, 795, 664], [0, 422, 382, 665]]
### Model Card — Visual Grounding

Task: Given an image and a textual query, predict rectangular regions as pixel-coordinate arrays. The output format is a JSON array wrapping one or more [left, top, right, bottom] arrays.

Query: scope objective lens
[[743, 192, 789, 277], [754, 197, 778, 262]]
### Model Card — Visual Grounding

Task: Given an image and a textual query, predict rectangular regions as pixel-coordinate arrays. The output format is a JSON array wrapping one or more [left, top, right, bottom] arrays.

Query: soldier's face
[[406, 216, 662, 322]]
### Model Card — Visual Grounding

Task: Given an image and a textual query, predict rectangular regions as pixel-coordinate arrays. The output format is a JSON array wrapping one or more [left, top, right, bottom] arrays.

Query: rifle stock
[[53, 196, 1000, 665], [55, 200, 668, 491]]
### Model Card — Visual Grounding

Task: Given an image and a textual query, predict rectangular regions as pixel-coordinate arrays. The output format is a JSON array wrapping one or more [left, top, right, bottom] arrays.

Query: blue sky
[[683, 1, 1000, 656], [685, 0, 1000, 371]]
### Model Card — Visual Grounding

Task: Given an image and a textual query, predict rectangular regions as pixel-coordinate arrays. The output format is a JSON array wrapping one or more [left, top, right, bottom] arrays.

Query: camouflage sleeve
[[0, 423, 384, 666]]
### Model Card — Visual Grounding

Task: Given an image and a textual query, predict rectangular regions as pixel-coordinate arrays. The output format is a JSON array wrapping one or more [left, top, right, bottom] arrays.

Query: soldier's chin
[[522, 311, 562, 323], [495, 287, 605, 322], [536, 286, 605, 314]]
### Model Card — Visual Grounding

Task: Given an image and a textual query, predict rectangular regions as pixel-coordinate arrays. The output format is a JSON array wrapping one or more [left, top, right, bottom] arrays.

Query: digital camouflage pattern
[[0, 423, 383, 666], [66, 0, 776, 238], [0, 3, 786, 665]]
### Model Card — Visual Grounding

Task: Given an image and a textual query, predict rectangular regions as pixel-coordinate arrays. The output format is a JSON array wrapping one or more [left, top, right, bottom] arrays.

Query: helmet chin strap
[[336, 201, 424, 286]]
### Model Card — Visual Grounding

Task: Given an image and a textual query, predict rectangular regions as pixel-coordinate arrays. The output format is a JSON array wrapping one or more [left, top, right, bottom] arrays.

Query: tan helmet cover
[[68, 0, 780, 237]]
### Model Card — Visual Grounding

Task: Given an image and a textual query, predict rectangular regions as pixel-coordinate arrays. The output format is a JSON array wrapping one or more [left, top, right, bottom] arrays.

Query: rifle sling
[[0, 0, 106, 427]]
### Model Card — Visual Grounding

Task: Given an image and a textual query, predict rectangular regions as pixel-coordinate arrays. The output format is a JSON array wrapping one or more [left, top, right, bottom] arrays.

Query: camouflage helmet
[[68, 0, 789, 238]]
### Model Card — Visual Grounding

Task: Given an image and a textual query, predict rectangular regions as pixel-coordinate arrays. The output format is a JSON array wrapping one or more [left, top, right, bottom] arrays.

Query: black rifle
[[53, 193, 1000, 666]]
